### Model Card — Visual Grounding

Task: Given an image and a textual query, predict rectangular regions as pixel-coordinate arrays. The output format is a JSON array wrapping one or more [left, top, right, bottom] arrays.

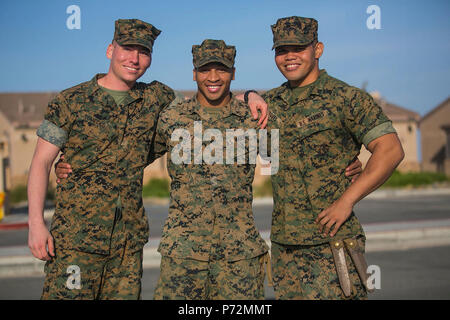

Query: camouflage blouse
[[37, 74, 175, 254], [262, 70, 397, 245], [152, 96, 269, 262]]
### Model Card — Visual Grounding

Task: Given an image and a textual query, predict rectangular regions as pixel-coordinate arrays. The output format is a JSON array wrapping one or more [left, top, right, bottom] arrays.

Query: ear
[[231, 68, 236, 80], [106, 43, 114, 60], [314, 42, 324, 59], [193, 69, 197, 81]]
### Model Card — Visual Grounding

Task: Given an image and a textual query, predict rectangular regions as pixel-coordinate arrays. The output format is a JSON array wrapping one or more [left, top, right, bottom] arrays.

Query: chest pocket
[[295, 111, 338, 168], [71, 108, 118, 144], [126, 101, 160, 142], [297, 120, 330, 140], [127, 116, 153, 141], [120, 112, 156, 170]]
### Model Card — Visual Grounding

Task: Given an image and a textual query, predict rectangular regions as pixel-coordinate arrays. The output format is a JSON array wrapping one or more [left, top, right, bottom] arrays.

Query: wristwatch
[[244, 90, 258, 104]]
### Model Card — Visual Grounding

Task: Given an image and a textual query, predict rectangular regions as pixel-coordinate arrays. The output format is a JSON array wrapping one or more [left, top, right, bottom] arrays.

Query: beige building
[[420, 97, 450, 176], [357, 93, 421, 172], [0, 93, 58, 190]]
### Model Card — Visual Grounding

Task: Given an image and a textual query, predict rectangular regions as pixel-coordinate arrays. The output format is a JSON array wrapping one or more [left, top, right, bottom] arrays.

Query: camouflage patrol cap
[[192, 39, 236, 69], [271, 16, 318, 50], [114, 19, 161, 52]]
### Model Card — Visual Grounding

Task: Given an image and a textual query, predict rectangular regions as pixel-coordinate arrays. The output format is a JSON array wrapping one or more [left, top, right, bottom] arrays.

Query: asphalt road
[[1, 194, 449, 247], [1, 245, 449, 300]]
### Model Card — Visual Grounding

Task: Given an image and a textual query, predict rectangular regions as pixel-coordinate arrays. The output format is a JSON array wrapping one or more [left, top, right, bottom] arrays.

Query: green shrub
[[381, 170, 450, 188], [253, 178, 273, 197], [46, 188, 55, 202], [8, 185, 55, 204], [143, 178, 170, 198], [252, 171, 449, 196], [9, 185, 27, 204]]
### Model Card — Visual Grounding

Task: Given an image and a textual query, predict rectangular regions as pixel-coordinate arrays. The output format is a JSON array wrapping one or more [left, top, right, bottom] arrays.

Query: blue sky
[[0, 0, 449, 116]]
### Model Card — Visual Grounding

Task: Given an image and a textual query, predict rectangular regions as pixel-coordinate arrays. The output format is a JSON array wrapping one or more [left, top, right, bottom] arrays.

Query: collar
[[86, 73, 144, 106], [181, 93, 247, 119], [278, 69, 329, 109]]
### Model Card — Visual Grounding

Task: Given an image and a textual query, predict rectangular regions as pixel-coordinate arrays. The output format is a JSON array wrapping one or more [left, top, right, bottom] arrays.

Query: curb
[[0, 256, 44, 278], [0, 222, 28, 231], [364, 187, 450, 199], [0, 209, 53, 231], [1, 224, 450, 278], [365, 226, 450, 252]]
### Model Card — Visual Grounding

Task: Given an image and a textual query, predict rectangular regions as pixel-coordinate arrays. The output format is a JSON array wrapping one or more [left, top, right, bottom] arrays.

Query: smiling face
[[193, 62, 235, 108], [274, 42, 323, 87], [105, 41, 152, 89]]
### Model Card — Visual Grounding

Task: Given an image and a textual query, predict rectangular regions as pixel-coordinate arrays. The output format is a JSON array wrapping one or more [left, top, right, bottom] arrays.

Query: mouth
[[285, 63, 301, 71], [124, 66, 139, 73], [206, 85, 221, 93]]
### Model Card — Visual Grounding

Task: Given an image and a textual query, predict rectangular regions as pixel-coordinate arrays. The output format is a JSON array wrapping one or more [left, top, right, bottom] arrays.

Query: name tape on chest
[[296, 110, 327, 128]]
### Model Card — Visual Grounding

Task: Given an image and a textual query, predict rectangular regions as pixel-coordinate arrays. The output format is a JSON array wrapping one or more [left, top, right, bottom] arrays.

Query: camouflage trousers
[[41, 244, 143, 300], [271, 236, 368, 300], [41, 203, 145, 300], [154, 254, 268, 300]]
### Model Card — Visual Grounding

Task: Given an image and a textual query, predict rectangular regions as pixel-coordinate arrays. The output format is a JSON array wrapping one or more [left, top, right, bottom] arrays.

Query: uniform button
[[334, 241, 342, 248]]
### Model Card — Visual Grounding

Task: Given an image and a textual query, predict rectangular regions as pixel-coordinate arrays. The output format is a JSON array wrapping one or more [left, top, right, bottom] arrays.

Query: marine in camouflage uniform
[[152, 40, 270, 300], [33, 19, 176, 299], [262, 16, 401, 299]]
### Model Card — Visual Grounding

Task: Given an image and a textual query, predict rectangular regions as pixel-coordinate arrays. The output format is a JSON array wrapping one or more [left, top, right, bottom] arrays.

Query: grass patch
[[252, 171, 449, 196], [9, 185, 27, 204], [253, 178, 273, 197], [9, 185, 55, 204], [381, 170, 450, 188], [143, 178, 170, 198]]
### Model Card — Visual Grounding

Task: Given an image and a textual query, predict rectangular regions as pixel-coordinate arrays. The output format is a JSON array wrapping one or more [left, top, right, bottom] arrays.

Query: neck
[[97, 69, 134, 91], [289, 65, 321, 88], [196, 92, 231, 108]]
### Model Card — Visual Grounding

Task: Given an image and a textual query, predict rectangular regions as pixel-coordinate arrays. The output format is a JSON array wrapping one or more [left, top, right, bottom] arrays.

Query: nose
[[129, 49, 139, 64], [207, 69, 220, 82], [285, 50, 296, 60]]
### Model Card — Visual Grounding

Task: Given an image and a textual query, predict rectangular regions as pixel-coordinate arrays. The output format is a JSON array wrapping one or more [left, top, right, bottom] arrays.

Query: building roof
[[370, 92, 420, 122], [0, 92, 57, 128], [420, 96, 450, 124]]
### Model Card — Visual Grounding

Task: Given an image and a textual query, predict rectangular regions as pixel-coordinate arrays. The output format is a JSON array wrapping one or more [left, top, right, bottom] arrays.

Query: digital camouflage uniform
[[152, 40, 270, 300], [37, 19, 176, 300], [263, 16, 397, 300]]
